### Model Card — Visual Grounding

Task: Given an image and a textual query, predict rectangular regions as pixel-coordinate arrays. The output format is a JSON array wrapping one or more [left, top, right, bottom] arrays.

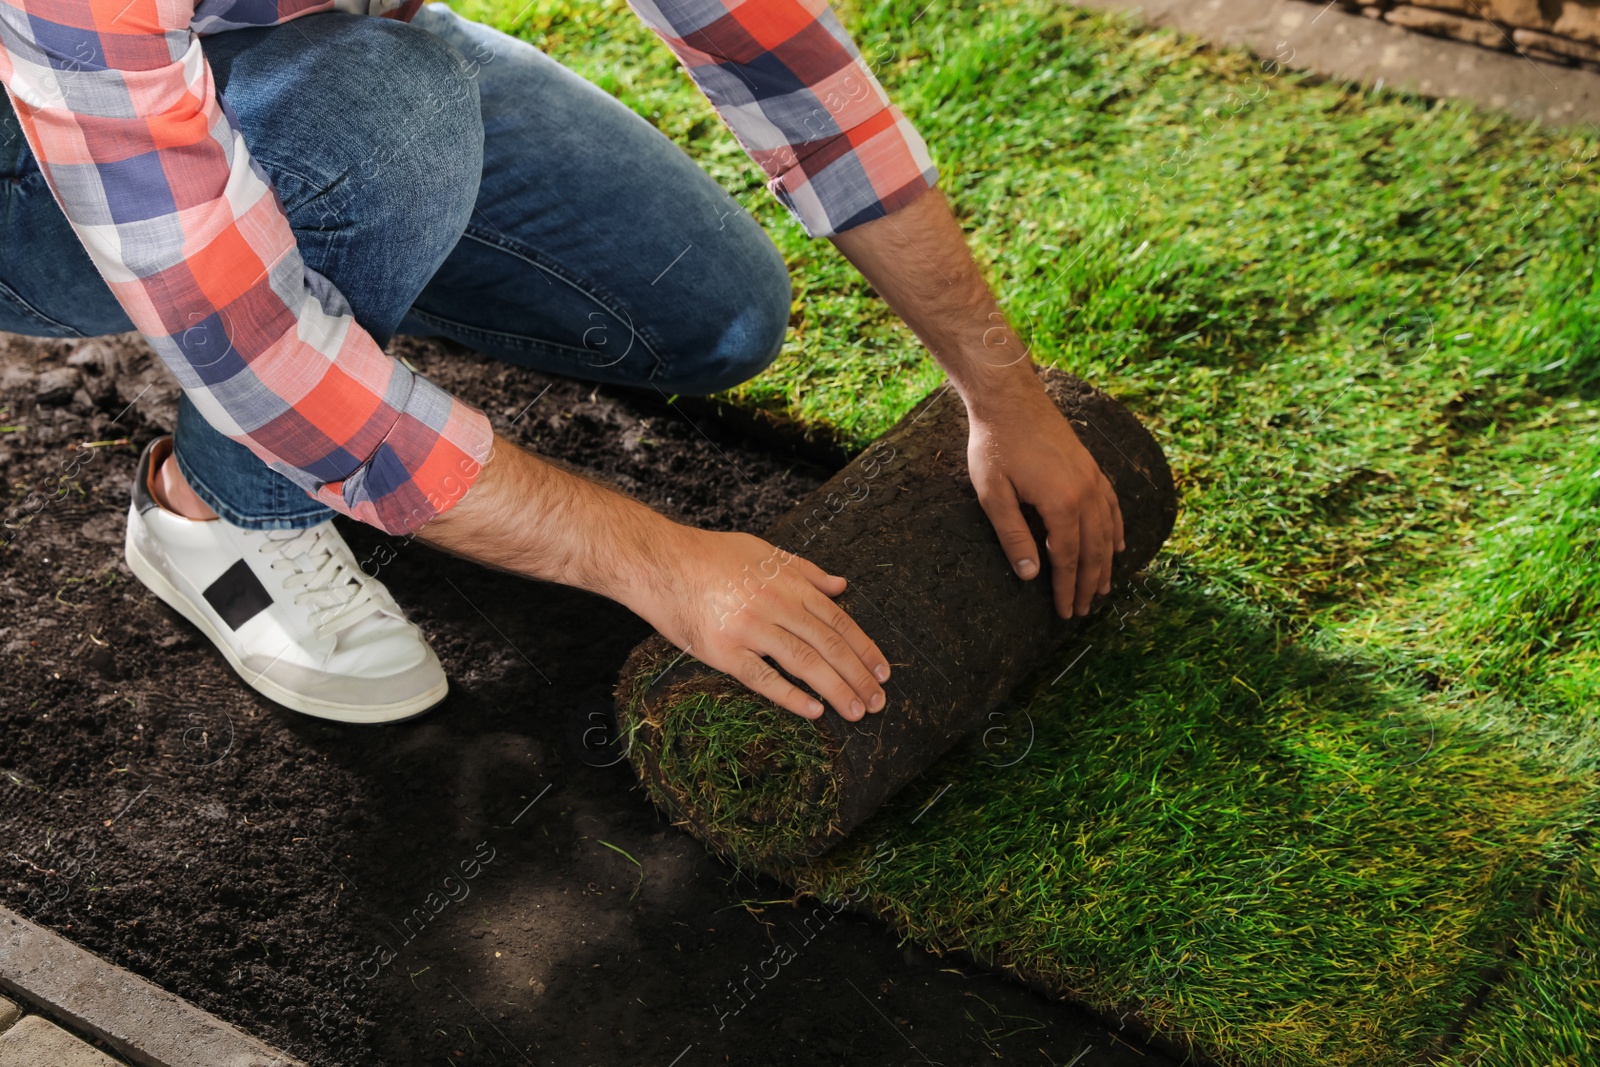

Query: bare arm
[[414, 434, 890, 722], [830, 188, 1125, 617]]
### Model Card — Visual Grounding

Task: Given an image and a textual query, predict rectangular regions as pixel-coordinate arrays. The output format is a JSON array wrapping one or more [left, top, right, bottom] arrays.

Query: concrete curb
[[1075, 0, 1600, 131], [0, 907, 306, 1067]]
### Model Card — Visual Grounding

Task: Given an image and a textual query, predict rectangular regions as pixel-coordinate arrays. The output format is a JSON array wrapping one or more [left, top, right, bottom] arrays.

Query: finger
[[1100, 507, 1116, 596], [806, 590, 892, 688], [783, 550, 890, 686], [795, 594, 888, 709], [1099, 492, 1117, 594], [786, 550, 848, 596], [976, 479, 1042, 580], [1107, 477, 1126, 553], [759, 624, 865, 722], [1043, 507, 1080, 619], [1076, 498, 1114, 615], [730, 650, 824, 720]]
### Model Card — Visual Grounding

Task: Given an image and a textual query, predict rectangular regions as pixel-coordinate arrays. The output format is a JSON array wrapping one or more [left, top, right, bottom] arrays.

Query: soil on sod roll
[[0, 332, 1171, 1067], [616, 366, 1178, 871]]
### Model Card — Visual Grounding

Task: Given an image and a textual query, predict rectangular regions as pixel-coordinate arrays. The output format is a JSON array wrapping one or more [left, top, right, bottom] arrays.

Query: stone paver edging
[[0, 995, 20, 1034], [0, 1015, 124, 1066], [0, 907, 306, 1067], [1076, 0, 1600, 129]]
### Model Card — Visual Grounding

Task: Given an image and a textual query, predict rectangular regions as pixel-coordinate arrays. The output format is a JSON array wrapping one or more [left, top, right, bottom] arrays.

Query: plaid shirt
[[0, 0, 937, 534]]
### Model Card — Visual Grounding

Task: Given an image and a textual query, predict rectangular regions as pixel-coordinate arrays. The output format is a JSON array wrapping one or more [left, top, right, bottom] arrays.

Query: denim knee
[[656, 234, 792, 395], [332, 17, 485, 221]]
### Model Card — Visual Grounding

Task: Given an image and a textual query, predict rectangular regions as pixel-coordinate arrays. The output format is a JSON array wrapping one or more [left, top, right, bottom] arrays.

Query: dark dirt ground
[[0, 330, 1175, 1067]]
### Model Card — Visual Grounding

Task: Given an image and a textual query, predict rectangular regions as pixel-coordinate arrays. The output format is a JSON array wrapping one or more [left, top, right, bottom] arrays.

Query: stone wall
[[1315, 0, 1600, 70]]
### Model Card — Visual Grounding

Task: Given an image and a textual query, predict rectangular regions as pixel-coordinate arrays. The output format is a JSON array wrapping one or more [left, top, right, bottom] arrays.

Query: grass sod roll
[[615, 365, 1179, 871]]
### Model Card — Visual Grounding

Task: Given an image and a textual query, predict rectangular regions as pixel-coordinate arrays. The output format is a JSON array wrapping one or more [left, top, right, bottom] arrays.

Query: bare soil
[[0, 331, 1172, 1067]]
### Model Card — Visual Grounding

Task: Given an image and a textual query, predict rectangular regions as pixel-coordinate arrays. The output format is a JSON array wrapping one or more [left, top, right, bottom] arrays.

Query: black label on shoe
[[203, 559, 274, 631]]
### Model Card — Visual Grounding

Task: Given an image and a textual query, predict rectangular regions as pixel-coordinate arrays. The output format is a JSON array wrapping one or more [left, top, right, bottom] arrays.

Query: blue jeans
[[0, 3, 792, 529]]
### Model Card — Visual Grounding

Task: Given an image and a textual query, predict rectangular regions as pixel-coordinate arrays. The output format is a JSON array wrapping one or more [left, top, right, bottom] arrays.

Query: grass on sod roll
[[451, 0, 1600, 1061], [617, 641, 839, 860]]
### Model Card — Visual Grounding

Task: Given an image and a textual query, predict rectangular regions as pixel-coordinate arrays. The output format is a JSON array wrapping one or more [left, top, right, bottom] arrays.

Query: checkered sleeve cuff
[[304, 370, 496, 536], [768, 104, 939, 238]]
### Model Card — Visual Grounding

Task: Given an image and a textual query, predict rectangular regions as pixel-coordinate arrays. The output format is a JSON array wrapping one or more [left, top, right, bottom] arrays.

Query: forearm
[[414, 432, 676, 605], [829, 188, 1043, 418]]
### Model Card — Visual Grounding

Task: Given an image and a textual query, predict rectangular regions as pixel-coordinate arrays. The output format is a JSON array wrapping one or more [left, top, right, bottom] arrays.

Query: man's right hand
[[622, 524, 890, 722], [415, 431, 890, 722]]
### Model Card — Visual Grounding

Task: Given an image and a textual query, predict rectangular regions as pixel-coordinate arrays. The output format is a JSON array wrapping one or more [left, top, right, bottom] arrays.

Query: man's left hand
[[828, 187, 1126, 617], [967, 376, 1125, 618]]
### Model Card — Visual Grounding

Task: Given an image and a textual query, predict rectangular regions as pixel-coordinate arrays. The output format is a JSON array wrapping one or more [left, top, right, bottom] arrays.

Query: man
[[0, 0, 1123, 725]]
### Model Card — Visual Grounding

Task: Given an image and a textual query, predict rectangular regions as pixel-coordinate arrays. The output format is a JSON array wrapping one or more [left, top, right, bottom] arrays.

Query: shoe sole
[[125, 528, 447, 725]]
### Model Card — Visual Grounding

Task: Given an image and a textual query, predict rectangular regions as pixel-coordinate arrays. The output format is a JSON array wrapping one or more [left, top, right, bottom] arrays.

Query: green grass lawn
[[449, 0, 1600, 1061]]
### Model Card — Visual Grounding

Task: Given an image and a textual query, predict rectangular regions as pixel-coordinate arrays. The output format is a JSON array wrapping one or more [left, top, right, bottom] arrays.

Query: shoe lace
[[257, 524, 387, 640]]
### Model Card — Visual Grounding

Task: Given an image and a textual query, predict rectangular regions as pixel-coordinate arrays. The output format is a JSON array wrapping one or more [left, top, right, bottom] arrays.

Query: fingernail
[[869, 691, 885, 711], [1016, 558, 1037, 578], [874, 663, 889, 682], [808, 698, 823, 715]]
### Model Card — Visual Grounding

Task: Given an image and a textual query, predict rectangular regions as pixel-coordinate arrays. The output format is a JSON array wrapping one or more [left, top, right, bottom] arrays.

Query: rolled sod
[[614, 365, 1178, 870]]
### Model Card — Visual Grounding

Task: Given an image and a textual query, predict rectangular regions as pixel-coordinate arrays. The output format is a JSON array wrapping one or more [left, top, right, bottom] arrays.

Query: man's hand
[[414, 433, 889, 721], [622, 525, 890, 722], [967, 380, 1125, 617], [829, 187, 1125, 618]]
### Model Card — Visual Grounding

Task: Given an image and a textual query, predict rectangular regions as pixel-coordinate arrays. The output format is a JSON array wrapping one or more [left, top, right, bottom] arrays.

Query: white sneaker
[[123, 435, 448, 723]]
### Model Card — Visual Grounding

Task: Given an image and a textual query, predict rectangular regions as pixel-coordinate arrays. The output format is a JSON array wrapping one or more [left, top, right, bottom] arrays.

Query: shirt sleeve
[[0, 0, 494, 536], [622, 0, 938, 238]]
